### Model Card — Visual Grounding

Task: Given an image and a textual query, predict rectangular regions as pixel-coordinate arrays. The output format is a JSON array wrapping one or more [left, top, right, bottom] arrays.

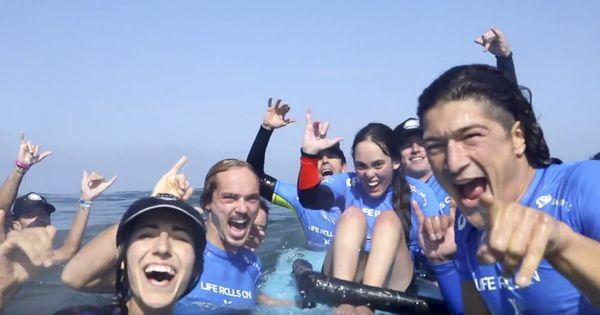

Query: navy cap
[[116, 196, 206, 297], [318, 143, 347, 164], [12, 192, 56, 219], [394, 118, 423, 144]]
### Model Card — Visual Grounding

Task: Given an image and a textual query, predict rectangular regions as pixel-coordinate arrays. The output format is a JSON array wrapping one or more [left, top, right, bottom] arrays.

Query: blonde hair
[[200, 159, 257, 209]]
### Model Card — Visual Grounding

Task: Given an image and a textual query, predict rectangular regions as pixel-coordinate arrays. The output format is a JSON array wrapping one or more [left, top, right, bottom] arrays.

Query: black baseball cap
[[394, 118, 423, 145], [116, 196, 206, 297], [318, 143, 347, 164], [12, 192, 56, 219]]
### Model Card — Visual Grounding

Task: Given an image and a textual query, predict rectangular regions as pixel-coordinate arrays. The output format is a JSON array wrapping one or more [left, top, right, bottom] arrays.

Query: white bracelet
[[79, 198, 93, 209]]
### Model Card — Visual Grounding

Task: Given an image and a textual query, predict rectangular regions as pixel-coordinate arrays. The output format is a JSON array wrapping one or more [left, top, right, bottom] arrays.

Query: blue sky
[[2, 1, 599, 193]]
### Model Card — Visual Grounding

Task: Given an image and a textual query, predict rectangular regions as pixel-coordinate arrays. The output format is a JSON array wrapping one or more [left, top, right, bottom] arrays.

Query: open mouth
[[409, 156, 425, 162], [228, 215, 250, 238], [454, 177, 487, 208], [320, 168, 334, 177], [144, 264, 176, 286]]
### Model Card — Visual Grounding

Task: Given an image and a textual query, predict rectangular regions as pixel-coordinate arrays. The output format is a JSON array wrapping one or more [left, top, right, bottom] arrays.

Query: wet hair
[[417, 64, 555, 168], [113, 248, 130, 313], [200, 159, 258, 209], [351, 123, 411, 241], [318, 143, 347, 165]]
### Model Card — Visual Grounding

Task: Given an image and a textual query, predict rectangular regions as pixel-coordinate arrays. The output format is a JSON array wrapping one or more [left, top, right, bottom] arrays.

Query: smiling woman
[[57, 197, 206, 315]]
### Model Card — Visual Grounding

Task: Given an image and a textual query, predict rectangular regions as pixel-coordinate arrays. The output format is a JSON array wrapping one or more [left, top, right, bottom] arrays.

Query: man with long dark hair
[[416, 64, 600, 314]]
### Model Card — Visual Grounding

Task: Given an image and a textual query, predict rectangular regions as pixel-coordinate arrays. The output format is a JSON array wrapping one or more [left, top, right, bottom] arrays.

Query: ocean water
[[5, 191, 333, 315]]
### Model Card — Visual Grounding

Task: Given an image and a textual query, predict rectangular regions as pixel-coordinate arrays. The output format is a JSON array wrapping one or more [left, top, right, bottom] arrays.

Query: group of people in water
[[0, 27, 599, 315]]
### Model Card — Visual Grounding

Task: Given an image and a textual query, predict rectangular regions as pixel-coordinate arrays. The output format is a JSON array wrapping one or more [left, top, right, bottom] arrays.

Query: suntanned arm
[[461, 281, 490, 315], [0, 134, 53, 240], [61, 224, 118, 293], [52, 205, 91, 263], [53, 171, 117, 264], [0, 168, 25, 233]]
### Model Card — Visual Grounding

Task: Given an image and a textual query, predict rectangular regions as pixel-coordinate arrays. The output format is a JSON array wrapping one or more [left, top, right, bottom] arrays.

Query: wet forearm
[[0, 168, 25, 225], [61, 224, 118, 293], [53, 206, 91, 263]]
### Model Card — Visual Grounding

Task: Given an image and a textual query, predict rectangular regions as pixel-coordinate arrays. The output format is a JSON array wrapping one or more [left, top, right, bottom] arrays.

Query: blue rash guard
[[426, 175, 452, 215], [176, 241, 261, 313], [273, 181, 341, 251], [246, 126, 342, 251], [455, 161, 600, 314], [320, 172, 440, 253], [422, 175, 465, 315]]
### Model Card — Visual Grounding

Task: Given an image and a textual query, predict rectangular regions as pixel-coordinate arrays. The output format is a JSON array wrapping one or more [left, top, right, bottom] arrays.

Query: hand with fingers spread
[[415, 199, 457, 264], [262, 97, 296, 130], [152, 156, 194, 201], [16, 133, 52, 172], [476, 194, 563, 287], [474, 27, 511, 57], [301, 110, 343, 155], [0, 226, 57, 280], [0, 225, 56, 309], [80, 171, 118, 202]]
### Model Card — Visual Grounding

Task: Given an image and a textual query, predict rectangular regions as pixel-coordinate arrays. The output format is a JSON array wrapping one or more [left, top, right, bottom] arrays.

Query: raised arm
[[53, 171, 117, 264], [0, 134, 52, 239], [246, 98, 295, 199], [475, 27, 518, 84], [297, 111, 343, 210], [62, 158, 192, 293]]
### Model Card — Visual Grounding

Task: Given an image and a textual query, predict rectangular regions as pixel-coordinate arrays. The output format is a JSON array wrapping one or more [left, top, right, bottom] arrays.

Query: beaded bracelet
[[79, 198, 93, 209], [15, 160, 30, 173]]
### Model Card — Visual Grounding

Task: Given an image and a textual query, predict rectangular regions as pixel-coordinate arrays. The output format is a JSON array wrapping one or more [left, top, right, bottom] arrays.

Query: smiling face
[[353, 140, 400, 198], [422, 99, 529, 228], [399, 133, 432, 181], [205, 167, 261, 252], [317, 154, 346, 180], [126, 211, 196, 310]]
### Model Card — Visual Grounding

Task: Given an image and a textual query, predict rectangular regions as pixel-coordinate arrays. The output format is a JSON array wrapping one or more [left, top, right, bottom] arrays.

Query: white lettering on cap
[[404, 119, 420, 130], [27, 193, 43, 201]]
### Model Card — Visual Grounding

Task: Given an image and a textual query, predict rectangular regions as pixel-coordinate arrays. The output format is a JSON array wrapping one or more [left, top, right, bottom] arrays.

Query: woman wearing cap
[[60, 159, 206, 315]]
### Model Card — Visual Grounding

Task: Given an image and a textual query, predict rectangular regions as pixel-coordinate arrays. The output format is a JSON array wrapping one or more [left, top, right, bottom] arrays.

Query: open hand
[[301, 110, 342, 155], [80, 171, 117, 202], [0, 226, 56, 285], [262, 98, 295, 130], [17, 133, 52, 169]]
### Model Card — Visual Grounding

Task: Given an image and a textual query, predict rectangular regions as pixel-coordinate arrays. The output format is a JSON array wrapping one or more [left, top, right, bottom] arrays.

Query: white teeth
[[145, 264, 175, 275], [231, 218, 247, 224], [368, 182, 379, 187]]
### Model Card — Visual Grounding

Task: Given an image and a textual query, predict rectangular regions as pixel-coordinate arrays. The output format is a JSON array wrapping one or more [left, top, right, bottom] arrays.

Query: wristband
[[79, 198, 93, 209], [15, 160, 30, 173], [155, 193, 178, 200], [298, 155, 321, 190]]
